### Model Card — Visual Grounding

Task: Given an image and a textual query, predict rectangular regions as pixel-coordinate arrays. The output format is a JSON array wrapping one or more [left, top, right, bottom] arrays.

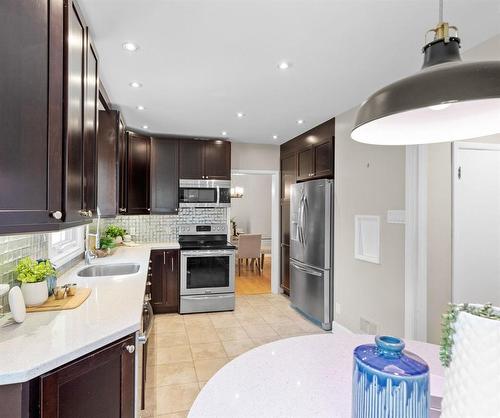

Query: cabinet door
[[83, 40, 98, 215], [151, 138, 179, 214], [313, 139, 333, 178], [150, 250, 166, 313], [63, 2, 86, 222], [97, 110, 119, 217], [0, 0, 63, 232], [179, 139, 204, 179], [280, 200, 290, 245], [126, 132, 150, 214], [164, 250, 179, 313], [40, 335, 135, 418], [150, 250, 179, 313], [297, 147, 314, 181], [117, 120, 127, 214], [281, 244, 291, 294], [204, 140, 231, 180], [280, 154, 296, 200]]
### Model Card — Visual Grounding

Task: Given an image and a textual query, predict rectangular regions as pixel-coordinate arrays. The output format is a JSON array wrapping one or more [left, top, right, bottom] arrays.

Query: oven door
[[181, 250, 235, 295]]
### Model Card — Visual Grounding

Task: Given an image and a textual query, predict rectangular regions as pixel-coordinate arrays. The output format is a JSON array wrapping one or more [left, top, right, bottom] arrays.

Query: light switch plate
[[387, 210, 405, 224]]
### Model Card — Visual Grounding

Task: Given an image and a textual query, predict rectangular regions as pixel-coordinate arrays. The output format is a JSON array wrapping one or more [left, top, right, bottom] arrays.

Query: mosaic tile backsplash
[[98, 208, 227, 242]]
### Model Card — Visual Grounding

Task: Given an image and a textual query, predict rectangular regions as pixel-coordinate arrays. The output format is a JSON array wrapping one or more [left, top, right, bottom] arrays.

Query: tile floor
[[142, 293, 328, 417]]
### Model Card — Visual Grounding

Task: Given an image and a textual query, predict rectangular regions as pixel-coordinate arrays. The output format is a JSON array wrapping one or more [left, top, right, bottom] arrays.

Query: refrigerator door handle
[[290, 260, 323, 277], [298, 194, 305, 245], [302, 195, 308, 245]]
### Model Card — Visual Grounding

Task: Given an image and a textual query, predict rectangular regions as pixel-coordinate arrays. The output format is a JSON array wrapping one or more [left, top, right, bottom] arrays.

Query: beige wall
[[334, 106, 406, 336], [231, 143, 280, 171]]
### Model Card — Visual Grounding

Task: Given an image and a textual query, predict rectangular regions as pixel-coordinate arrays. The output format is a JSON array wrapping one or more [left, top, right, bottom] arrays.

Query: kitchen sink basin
[[77, 263, 140, 277]]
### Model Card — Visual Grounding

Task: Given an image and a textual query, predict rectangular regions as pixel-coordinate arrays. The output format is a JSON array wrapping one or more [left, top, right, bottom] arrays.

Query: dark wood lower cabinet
[[150, 249, 179, 314], [39, 334, 135, 418]]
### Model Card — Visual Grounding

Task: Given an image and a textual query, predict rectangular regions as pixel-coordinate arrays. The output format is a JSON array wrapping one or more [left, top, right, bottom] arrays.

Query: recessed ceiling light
[[221, 131, 227, 136], [122, 42, 139, 52], [142, 125, 149, 129], [137, 105, 145, 110], [129, 81, 142, 88], [278, 61, 290, 70], [297, 119, 304, 125], [236, 112, 245, 118], [272, 135, 278, 140]]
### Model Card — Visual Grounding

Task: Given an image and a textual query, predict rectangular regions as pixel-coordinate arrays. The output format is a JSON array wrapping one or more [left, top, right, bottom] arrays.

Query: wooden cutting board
[[26, 288, 91, 313]]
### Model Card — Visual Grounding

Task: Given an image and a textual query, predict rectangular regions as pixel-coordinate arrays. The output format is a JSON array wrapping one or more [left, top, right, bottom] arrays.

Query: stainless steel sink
[[77, 263, 140, 277]]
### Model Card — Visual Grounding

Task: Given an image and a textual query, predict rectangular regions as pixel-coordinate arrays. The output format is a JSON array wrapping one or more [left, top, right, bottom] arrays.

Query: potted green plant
[[97, 235, 116, 257], [104, 225, 127, 244], [15, 257, 55, 306]]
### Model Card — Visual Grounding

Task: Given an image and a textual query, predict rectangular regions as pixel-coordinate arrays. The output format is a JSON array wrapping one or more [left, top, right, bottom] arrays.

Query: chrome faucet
[[84, 207, 101, 265]]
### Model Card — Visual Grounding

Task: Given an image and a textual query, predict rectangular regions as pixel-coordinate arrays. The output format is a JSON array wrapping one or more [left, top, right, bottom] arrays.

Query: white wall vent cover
[[354, 215, 380, 264]]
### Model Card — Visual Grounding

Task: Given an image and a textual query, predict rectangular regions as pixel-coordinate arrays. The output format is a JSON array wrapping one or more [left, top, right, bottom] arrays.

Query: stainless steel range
[[179, 223, 236, 314]]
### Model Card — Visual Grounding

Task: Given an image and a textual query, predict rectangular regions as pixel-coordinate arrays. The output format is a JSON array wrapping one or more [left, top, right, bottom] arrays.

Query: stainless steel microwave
[[179, 179, 231, 208]]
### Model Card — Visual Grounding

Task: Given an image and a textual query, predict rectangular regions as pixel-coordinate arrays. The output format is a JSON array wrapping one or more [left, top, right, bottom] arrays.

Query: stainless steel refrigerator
[[290, 179, 333, 330]]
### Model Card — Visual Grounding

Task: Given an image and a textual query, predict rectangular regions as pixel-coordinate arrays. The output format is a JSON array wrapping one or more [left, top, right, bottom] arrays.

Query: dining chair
[[236, 234, 262, 275]]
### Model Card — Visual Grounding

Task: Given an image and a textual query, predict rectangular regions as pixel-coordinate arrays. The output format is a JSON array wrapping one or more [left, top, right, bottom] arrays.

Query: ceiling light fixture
[[352, 0, 500, 145], [297, 119, 304, 125], [129, 81, 142, 88], [122, 42, 139, 52], [237, 112, 245, 118], [142, 125, 149, 130], [221, 131, 227, 136], [273, 135, 278, 140], [137, 105, 145, 110], [278, 61, 290, 70]]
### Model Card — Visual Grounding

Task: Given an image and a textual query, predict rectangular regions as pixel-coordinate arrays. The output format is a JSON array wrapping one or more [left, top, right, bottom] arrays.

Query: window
[[49, 226, 85, 266]]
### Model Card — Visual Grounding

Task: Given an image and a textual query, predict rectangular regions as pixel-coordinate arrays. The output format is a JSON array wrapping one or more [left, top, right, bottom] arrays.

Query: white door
[[453, 142, 500, 306]]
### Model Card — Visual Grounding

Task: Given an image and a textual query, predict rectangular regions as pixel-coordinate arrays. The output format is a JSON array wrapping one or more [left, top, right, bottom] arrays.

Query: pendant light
[[351, 0, 500, 145]]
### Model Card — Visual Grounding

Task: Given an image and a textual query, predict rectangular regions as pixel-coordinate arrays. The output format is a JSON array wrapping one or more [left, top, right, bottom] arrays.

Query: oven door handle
[[181, 250, 235, 257], [138, 301, 154, 344]]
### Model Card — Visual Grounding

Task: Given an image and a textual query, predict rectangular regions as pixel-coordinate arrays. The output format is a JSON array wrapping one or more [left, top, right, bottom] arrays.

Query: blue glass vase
[[352, 336, 429, 418]]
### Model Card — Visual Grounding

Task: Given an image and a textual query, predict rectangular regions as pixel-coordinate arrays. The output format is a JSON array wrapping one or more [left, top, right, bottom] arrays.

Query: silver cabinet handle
[[147, 208, 151, 212], [171, 257, 174, 272], [125, 344, 135, 354], [163, 251, 166, 265], [50, 211, 63, 220]]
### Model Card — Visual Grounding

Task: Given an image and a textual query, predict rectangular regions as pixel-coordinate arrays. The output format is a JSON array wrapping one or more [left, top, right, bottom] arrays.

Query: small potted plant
[[97, 235, 116, 257], [15, 257, 55, 306], [104, 225, 127, 245]]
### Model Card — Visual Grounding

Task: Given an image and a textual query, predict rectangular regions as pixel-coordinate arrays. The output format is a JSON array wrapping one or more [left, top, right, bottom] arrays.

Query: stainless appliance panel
[[180, 293, 235, 313], [179, 179, 231, 208], [290, 179, 332, 269], [289, 259, 332, 330], [180, 250, 235, 295], [136, 300, 154, 414]]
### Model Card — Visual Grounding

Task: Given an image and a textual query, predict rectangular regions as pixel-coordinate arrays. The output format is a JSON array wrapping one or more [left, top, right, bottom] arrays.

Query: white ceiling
[[78, 0, 500, 144]]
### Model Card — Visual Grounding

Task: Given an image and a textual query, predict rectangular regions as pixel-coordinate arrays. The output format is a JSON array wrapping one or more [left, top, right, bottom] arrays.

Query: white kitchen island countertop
[[189, 329, 445, 418], [0, 242, 179, 385]]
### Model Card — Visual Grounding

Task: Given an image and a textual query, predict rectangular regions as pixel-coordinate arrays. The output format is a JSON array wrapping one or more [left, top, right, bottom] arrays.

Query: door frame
[[230, 169, 281, 294], [451, 141, 500, 303], [404, 145, 428, 341]]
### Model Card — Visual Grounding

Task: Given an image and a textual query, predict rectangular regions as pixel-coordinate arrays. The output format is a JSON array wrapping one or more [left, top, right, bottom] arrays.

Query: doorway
[[452, 141, 500, 306], [230, 169, 280, 295]]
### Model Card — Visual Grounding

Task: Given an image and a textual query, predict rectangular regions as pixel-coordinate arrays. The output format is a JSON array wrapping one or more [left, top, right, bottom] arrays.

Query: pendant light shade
[[352, 26, 500, 145]]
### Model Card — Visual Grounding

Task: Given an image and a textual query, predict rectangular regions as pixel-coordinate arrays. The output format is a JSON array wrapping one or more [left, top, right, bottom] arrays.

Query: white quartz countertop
[[189, 330, 445, 418], [0, 242, 179, 385]]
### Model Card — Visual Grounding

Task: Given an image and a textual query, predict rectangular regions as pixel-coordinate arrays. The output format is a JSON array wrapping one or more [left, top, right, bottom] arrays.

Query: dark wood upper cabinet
[[0, 0, 99, 233], [151, 138, 179, 214], [83, 40, 99, 215], [179, 139, 231, 180], [203, 140, 231, 180], [314, 139, 333, 178], [97, 110, 119, 217], [297, 148, 314, 180], [0, 0, 63, 232], [39, 334, 135, 418], [179, 139, 204, 179], [150, 250, 179, 314], [125, 132, 151, 215]]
